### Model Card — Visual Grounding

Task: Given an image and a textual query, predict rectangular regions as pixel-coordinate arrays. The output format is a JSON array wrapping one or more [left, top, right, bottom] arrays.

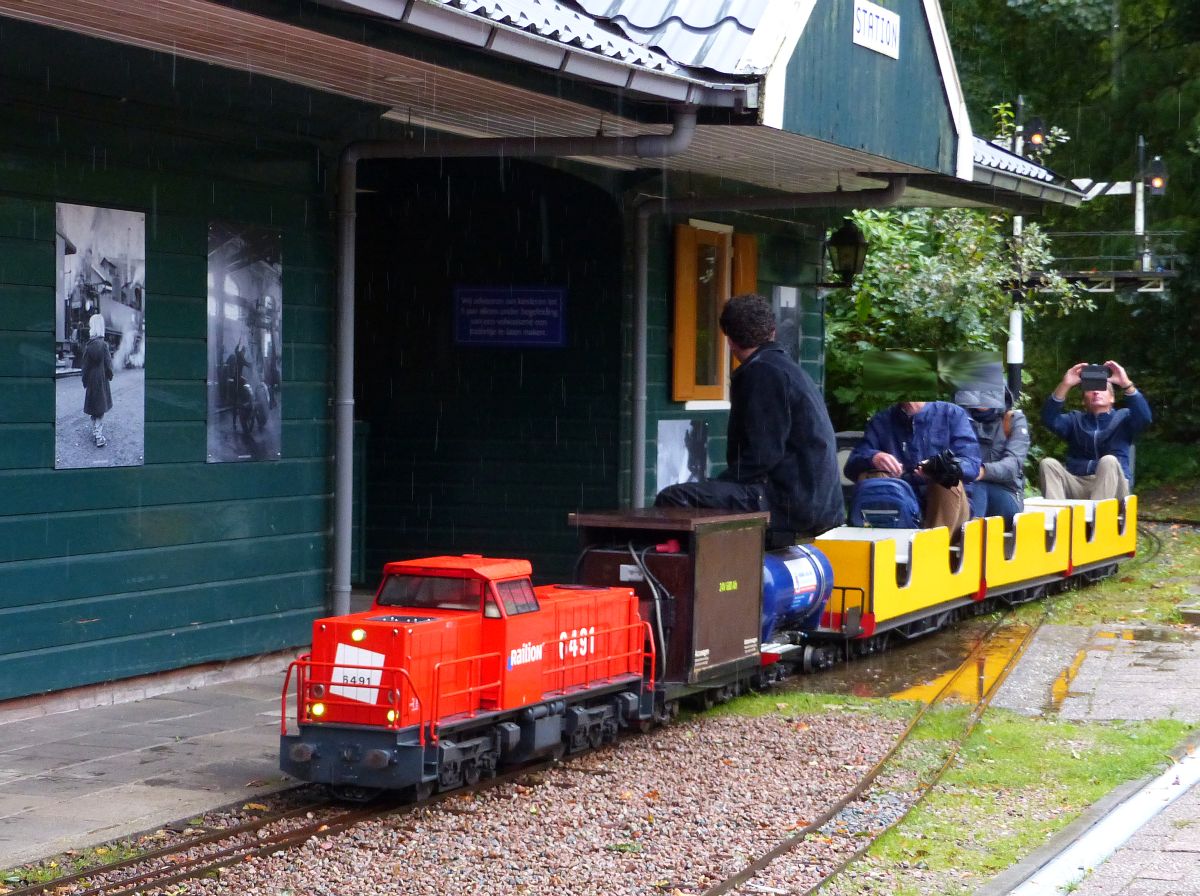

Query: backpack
[[849, 477, 922, 528]]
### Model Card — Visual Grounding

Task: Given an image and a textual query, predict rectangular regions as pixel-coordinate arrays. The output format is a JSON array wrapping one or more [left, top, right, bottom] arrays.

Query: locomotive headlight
[[309, 702, 326, 718], [350, 628, 367, 642], [386, 709, 397, 723], [311, 684, 326, 698]]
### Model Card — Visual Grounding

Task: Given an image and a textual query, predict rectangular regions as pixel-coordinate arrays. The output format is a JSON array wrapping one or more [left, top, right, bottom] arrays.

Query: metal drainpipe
[[330, 108, 700, 616], [631, 177, 908, 508]]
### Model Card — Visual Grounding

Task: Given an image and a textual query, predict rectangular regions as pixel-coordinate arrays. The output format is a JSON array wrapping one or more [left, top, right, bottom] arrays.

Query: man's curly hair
[[719, 293, 776, 349]]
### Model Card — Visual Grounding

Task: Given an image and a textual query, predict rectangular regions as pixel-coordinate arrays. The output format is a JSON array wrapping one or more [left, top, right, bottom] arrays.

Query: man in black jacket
[[654, 293, 845, 541]]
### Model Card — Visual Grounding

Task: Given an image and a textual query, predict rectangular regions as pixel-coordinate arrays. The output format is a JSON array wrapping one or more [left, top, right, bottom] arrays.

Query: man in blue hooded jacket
[[1039, 360, 1150, 500], [843, 401, 981, 532]]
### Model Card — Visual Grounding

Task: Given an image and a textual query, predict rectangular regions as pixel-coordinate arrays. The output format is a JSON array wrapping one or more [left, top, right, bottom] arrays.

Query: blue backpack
[[849, 478, 922, 528]]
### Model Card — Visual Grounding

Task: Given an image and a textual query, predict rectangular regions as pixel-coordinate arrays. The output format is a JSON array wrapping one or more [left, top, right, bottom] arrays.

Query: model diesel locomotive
[[281, 554, 650, 800], [281, 498, 1137, 799]]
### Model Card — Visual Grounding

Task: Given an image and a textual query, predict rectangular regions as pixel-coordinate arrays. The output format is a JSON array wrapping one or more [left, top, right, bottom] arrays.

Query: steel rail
[[700, 610, 1044, 896]]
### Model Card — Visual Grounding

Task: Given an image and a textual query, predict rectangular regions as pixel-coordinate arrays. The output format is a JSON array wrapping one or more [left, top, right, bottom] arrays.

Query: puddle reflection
[[788, 617, 1029, 705]]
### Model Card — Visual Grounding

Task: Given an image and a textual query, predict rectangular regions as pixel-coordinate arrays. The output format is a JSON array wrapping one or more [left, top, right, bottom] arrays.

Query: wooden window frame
[[672, 223, 758, 402]]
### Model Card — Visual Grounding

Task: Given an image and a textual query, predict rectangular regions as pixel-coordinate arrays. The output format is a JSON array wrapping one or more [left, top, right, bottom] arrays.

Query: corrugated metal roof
[[447, 0, 681, 69], [344, 0, 772, 80], [973, 137, 1060, 185], [575, 0, 772, 74]]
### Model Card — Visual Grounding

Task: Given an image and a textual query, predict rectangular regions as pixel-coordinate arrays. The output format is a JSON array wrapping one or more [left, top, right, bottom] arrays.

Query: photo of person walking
[[81, 312, 114, 447], [54, 202, 146, 469]]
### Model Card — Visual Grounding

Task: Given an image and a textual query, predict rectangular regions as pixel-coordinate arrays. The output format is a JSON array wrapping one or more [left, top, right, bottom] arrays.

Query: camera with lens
[[920, 449, 964, 488]]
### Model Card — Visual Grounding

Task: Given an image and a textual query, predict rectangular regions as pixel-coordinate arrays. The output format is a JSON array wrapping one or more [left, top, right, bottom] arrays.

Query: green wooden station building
[[0, 0, 1081, 700]]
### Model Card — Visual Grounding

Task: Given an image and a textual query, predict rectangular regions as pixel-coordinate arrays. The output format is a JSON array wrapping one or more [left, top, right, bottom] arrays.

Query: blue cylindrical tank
[[761, 544, 834, 642]]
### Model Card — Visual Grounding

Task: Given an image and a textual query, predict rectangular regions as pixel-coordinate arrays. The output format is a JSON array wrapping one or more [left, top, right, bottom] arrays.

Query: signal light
[[309, 702, 326, 718], [1146, 156, 1167, 196], [1025, 117, 1046, 148], [351, 628, 366, 642]]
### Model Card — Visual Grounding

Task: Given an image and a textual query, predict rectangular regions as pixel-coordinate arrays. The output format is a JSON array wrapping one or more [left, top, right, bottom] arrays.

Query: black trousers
[[654, 480, 768, 514]]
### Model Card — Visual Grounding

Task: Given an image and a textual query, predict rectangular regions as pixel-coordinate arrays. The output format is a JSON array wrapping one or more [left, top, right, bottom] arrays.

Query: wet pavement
[[993, 624, 1200, 723]]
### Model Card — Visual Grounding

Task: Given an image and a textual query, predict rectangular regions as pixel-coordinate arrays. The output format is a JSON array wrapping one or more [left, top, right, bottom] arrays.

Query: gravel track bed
[[168, 711, 906, 896]]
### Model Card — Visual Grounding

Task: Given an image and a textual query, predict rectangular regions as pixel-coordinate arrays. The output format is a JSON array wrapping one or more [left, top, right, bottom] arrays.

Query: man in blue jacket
[[654, 294, 845, 542], [843, 400, 982, 532], [1039, 360, 1151, 500]]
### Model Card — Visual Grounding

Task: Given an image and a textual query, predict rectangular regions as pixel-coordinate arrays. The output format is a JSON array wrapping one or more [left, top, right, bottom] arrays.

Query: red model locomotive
[[281, 554, 649, 800]]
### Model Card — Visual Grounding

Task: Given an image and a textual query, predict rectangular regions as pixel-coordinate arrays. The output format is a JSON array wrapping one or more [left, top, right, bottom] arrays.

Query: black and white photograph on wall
[[656, 419, 708, 495], [206, 221, 283, 463], [772, 285, 802, 363], [54, 202, 146, 470]]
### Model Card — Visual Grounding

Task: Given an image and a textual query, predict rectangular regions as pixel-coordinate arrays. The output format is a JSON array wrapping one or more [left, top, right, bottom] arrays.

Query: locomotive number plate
[[330, 643, 386, 703]]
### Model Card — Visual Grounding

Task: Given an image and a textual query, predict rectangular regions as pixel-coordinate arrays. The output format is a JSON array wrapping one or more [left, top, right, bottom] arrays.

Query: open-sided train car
[[280, 497, 1137, 798], [572, 497, 1137, 694]]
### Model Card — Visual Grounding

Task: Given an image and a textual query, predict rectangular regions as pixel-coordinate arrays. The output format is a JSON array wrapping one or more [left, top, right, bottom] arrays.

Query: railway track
[[700, 609, 1048, 896], [5, 760, 555, 896]]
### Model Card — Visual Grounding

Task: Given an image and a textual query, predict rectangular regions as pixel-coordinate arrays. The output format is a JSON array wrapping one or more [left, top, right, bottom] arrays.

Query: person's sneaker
[[95, 435, 106, 447]]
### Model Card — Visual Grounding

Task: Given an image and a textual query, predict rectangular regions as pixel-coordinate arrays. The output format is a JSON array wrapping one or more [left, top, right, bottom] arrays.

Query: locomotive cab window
[[377, 575, 484, 612], [496, 578, 539, 615]]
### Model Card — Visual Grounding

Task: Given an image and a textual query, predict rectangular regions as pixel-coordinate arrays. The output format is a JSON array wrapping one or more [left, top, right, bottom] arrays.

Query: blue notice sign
[[454, 286, 566, 347]]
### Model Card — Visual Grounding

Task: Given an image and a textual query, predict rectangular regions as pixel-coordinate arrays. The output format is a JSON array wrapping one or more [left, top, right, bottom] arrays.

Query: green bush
[[1128, 439, 1200, 490]]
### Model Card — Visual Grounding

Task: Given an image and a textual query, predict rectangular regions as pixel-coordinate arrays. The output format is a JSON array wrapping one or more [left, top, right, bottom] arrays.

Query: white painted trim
[[761, 0, 819, 129], [687, 219, 734, 233], [683, 400, 731, 412], [922, 0, 974, 180], [1008, 751, 1200, 895]]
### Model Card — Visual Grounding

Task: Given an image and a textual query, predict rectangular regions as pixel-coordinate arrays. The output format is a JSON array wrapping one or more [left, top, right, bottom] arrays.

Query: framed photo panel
[[54, 202, 146, 469], [206, 222, 283, 462]]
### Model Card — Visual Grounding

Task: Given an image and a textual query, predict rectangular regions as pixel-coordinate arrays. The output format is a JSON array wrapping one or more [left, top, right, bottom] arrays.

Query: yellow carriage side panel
[[983, 506, 1070, 589], [817, 521, 984, 634], [810, 537, 873, 633], [1029, 496, 1138, 568], [1072, 495, 1138, 566], [872, 519, 984, 625]]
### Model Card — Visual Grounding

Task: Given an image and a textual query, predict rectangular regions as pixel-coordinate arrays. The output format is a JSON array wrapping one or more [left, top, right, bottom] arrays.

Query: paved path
[[987, 623, 1200, 895]]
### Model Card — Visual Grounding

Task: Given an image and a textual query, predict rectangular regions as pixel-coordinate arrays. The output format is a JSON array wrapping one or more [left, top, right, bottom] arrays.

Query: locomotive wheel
[[329, 784, 383, 804], [463, 760, 481, 786], [405, 780, 435, 802]]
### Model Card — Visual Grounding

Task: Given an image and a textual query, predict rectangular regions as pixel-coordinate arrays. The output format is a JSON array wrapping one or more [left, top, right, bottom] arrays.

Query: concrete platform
[[0, 650, 296, 869]]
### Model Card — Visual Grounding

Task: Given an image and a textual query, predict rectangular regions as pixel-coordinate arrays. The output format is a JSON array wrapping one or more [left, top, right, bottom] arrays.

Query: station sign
[[852, 0, 900, 60]]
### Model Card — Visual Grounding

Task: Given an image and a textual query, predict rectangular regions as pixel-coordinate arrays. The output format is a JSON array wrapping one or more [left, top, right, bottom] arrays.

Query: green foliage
[[1130, 440, 1200, 491], [1023, 286, 1200, 442], [945, 0, 1200, 442], [1006, 0, 1113, 33], [824, 208, 1088, 429]]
